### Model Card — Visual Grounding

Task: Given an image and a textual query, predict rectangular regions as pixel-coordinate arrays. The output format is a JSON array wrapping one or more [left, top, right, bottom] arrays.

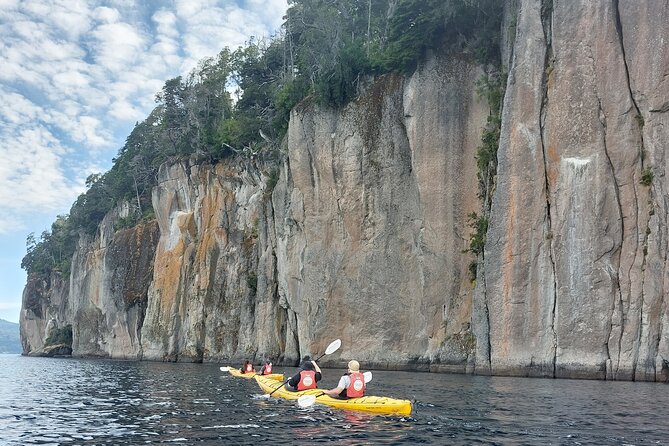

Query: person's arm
[[323, 376, 348, 397], [310, 361, 322, 382], [287, 372, 300, 387]]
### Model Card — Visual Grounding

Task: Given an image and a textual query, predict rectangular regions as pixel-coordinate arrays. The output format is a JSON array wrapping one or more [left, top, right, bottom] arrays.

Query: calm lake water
[[1, 354, 667, 445]]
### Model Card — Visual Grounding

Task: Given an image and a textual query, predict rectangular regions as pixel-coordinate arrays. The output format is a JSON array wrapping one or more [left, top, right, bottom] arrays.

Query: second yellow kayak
[[228, 368, 284, 381]]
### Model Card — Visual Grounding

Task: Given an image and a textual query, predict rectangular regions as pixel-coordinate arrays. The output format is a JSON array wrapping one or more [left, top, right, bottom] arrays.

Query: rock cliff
[[20, 0, 669, 381], [477, 0, 669, 381]]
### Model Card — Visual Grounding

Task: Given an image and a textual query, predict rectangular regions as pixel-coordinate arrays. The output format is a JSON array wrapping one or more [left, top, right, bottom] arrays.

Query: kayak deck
[[228, 369, 284, 381], [254, 375, 412, 416]]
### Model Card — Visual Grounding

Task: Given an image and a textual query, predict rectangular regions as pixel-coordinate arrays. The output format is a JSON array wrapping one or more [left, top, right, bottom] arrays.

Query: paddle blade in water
[[219, 367, 230, 372]]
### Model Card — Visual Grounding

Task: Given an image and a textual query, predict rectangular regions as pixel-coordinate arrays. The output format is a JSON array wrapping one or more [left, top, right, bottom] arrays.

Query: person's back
[[323, 360, 365, 399], [259, 361, 273, 375], [286, 358, 321, 391], [240, 360, 255, 374]]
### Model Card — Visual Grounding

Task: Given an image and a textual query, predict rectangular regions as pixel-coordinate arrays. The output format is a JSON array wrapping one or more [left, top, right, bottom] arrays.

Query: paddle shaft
[[268, 377, 291, 397]]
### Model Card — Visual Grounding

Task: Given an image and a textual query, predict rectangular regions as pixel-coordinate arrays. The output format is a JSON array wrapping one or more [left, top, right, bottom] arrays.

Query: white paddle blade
[[220, 366, 230, 372], [297, 394, 317, 408], [363, 371, 372, 383], [325, 339, 342, 355]]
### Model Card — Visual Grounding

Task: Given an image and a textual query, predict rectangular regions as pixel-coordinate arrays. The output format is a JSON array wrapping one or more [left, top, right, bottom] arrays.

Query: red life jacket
[[263, 363, 273, 375], [245, 363, 254, 373], [297, 370, 317, 390], [346, 372, 365, 398]]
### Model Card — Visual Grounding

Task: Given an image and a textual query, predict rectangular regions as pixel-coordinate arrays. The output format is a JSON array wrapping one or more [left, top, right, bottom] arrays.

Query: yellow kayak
[[228, 368, 284, 381], [254, 375, 412, 416]]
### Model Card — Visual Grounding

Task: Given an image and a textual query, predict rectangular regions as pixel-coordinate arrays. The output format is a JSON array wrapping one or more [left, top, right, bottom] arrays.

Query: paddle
[[264, 338, 342, 398], [220, 366, 231, 372], [297, 371, 372, 408]]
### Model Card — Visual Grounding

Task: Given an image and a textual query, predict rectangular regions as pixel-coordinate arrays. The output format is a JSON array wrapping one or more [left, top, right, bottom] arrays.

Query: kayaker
[[240, 360, 255, 374], [323, 360, 365, 399], [285, 357, 322, 391], [259, 359, 273, 375]]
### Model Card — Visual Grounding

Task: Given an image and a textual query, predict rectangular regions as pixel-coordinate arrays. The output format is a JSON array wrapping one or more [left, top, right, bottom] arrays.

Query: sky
[[0, 0, 288, 323]]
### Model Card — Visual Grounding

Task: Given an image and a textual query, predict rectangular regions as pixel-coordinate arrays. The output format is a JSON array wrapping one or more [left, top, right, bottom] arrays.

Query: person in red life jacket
[[323, 360, 365, 399], [259, 359, 273, 375], [240, 360, 255, 374], [285, 356, 322, 391]]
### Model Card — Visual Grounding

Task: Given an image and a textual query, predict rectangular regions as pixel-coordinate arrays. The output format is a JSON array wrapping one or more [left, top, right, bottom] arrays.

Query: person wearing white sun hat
[[323, 360, 366, 399]]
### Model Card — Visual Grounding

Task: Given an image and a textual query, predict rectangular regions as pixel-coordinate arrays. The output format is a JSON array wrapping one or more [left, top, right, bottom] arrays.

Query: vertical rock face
[[20, 56, 486, 368], [276, 60, 486, 368], [66, 205, 159, 359], [19, 1, 669, 381], [616, 1, 669, 382], [479, 0, 556, 378], [139, 160, 285, 363], [21, 203, 159, 359], [20, 273, 68, 353], [479, 0, 669, 381], [142, 161, 282, 361]]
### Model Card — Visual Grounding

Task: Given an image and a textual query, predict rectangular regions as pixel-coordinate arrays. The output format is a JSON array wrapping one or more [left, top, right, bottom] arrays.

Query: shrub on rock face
[[45, 324, 73, 348]]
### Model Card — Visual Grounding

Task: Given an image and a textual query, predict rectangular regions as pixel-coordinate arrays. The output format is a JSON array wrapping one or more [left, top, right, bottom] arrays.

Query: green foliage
[[467, 70, 506, 281], [467, 212, 489, 256], [374, 0, 444, 73], [45, 324, 73, 347], [641, 168, 654, 186], [274, 77, 309, 134], [475, 71, 506, 198], [140, 207, 156, 223], [21, 215, 76, 277], [374, 0, 503, 72], [114, 215, 139, 232], [285, 0, 503, 105], [315, 38, 370, 106]]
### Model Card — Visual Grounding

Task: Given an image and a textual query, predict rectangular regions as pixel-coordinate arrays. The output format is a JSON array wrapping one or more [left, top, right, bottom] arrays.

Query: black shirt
[[287, 370, 322, 388]]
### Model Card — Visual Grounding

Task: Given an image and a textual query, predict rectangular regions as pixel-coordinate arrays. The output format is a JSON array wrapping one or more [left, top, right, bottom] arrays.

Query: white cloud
[[152, 9, 179, 39], [0, 122, 83, 220], [90, 22, 148, 72], [93, 6, 122, 24], [0, 0, 288, 236]]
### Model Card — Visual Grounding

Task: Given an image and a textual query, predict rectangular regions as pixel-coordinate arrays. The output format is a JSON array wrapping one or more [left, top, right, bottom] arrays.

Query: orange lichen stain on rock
[[153, 238, 186, 316], [547, 143, 559, 163]]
